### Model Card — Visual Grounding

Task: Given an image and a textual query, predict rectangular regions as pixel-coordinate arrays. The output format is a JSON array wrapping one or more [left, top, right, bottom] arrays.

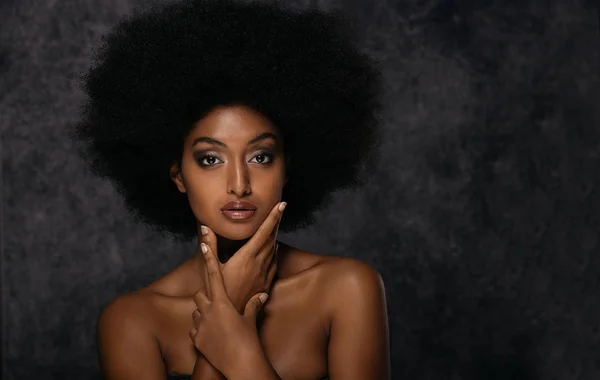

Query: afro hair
[[71, 0, 383, 241]]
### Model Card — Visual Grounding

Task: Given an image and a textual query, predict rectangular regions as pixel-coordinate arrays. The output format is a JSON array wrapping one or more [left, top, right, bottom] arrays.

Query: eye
[[197, 154, 223, 167], [250, 152, 274, 164]]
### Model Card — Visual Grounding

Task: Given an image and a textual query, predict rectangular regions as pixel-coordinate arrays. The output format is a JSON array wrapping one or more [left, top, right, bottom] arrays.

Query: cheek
[[182, 179, 218, 221], [257, 168, 285, 197], [270, 179, 285, 198]]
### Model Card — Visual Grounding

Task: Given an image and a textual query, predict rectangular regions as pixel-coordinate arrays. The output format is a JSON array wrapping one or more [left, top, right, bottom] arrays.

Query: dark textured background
[[2, 0, 599, 379]]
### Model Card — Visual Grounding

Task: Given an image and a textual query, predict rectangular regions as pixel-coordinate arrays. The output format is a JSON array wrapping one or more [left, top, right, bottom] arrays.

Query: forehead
[[189, 105, 279, 141]]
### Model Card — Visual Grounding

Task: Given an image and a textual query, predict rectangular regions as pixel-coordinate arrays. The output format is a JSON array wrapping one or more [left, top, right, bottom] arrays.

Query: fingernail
[[200, 225, 208, 235], [201, 243, 208, 254], [259, 293, 269, 303], [278, 202, 287, 212]]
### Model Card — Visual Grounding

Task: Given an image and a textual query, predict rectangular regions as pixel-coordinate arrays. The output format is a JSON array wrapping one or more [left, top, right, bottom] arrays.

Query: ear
[[170, 161, 187, 193]]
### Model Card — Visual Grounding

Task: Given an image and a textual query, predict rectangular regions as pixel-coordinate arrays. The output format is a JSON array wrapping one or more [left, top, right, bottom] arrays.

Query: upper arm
[[97, 295, 167, 380], [326, 259, 391, 380]]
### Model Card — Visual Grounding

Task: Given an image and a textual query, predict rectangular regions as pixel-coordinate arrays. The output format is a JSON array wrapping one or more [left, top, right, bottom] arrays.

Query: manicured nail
[[278, 202, 287, 212], [200, 225, 208, 235], [259, 293, 269, 303], [201, 243, 208, 254]]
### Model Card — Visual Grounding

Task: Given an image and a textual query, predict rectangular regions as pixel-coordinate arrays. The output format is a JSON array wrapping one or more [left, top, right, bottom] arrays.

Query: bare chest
[[157, 282, 330, 379]]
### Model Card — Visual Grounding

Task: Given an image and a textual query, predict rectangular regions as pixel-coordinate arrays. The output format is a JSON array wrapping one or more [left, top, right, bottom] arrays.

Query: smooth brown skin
[[96, 105, 391, 379], [190, 227, 281, 379], [188, 202, 285, 379]]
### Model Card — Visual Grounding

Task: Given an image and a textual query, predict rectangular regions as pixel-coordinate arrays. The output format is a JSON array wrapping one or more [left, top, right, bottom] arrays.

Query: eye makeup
[[193, 149, 276, 168]]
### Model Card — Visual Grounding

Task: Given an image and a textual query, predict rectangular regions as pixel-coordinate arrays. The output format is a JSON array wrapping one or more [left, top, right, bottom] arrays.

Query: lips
[[221, 201, 257, 221], [221, 201, 257, 211]]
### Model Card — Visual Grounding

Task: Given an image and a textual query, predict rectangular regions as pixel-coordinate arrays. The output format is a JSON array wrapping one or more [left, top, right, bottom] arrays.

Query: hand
[[190, 242, 269, 377], [199, 202, 286, 312]]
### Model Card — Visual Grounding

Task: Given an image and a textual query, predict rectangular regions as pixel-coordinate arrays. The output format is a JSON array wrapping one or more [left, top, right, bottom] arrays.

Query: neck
[[214, 235, 249, 262], [186, 236, 287, 297], [193, 233, 250, 263]]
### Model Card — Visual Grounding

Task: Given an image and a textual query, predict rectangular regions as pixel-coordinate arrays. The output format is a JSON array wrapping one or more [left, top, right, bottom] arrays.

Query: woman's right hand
[[198, 201, 286, 312]]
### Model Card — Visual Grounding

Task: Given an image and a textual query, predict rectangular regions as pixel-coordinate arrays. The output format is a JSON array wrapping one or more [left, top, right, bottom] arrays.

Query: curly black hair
[[71, 0, 383, 241]]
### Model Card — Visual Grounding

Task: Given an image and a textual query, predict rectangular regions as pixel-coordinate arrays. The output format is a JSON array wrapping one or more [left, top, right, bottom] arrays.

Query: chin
[[211, 222, 258, 241], [219, 230, 254, 241]]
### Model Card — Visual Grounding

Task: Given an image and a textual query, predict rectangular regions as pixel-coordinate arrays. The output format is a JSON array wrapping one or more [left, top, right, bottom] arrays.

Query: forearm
[[237, 358, 281, 380], [191, 354, 226, 380], [190, 283, 244, 379], [226, 346, 281, 380]]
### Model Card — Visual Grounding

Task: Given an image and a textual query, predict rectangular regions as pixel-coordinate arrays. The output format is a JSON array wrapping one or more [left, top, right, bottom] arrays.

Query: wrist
[[230, 292, 246, 313], [222, 284, 244, 312], [226, 343, 279, 380], [192, 354, 226, 380]]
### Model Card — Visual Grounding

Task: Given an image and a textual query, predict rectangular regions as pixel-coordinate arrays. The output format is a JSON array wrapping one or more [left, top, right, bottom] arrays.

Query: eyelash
[[196, 152, 275, 167]]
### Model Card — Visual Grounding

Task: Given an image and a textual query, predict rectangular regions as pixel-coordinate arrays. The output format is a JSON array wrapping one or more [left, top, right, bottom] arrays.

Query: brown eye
[[197, 154, 222, 167], [250, 152, 274, 164]]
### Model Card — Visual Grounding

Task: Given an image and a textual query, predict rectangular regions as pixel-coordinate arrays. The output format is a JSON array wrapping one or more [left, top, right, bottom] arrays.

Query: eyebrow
[[192, 132, 278, 148]]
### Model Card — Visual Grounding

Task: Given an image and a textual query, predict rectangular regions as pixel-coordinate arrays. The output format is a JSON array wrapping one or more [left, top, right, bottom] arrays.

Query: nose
[[227, 159, 251, 197]]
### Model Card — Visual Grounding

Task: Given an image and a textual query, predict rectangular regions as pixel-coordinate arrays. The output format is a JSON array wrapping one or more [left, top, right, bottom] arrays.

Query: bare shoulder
[[290, 251, 387, 332], [99, 289, 153, 321], [284, 247, 385, 299], [312, 254, 390, 378], [97, 290, 167, 379], [313, 259, 390, 379], [317, 255, 385, 294], [97, 290, 157, 344]]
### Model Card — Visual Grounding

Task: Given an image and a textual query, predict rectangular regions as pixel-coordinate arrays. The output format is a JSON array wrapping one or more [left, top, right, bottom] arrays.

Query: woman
[[71, 0, 390, 379]]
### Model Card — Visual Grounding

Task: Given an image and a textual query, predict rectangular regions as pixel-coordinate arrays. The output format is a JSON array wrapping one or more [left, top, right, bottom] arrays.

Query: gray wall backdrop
[[2, 0, 599, 379]]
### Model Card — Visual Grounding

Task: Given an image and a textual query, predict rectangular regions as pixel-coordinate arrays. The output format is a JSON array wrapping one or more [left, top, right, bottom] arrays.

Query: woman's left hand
[[190, 242, 269, 375]]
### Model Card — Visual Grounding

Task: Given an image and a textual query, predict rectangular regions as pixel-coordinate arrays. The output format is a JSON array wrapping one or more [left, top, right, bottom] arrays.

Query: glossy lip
[[221, 201, 257, 211], [221, 209, 256, 221]]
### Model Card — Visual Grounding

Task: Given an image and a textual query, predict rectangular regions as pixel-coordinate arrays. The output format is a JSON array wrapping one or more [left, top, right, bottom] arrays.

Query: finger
[[203, 253, 212, 299], [202, 242, 227, 299], [267, 205, 284, 241], [192, 309, 202, 325], [265, 241, 279, 267], [256, 241, 280, 276], [256, 235, 277, 265], [255, 203, 284, 261], [244, 293, 268, 321], [192, 286, 210, 311], [266, 260, 278, 285], [199, 225, 220, 264], [242, 202, 286, 257]]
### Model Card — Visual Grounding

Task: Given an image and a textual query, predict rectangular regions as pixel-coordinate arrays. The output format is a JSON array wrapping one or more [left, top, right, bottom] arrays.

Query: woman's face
[[171, 105, 286, 241]]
